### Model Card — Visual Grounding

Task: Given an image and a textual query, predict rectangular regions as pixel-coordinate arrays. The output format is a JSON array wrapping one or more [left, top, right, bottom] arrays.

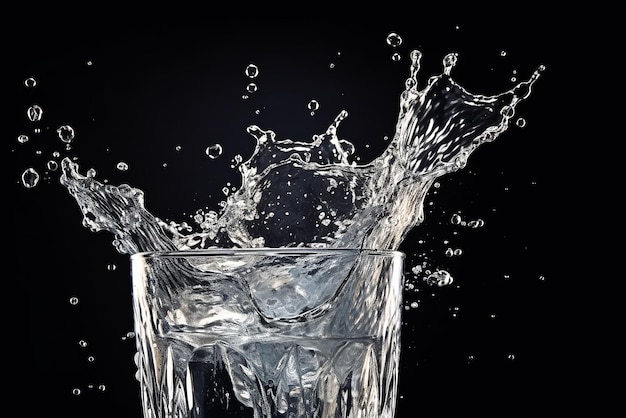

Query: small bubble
[[391, 52, 402, 62], [386, 32, 403, 48], [245, 63, 259, 78], [69, 296, 79, 305], [175, 145, 182, 151], [329, 62, 335, 69], [538, 275, 546, 281], [57, 125, 75, 143], [98, 384, 106, 392], [26, 104, 43, 122], [410, 301, 419, 309], [72, 388, 81, 396], [445, 248, 454, 257], [78, 340, 88, 348], [116, 161, 129, 171], [500, 50, 507, 57], [24, 77, 37, 87], [453, 248, 463, 256], [87, 60, 93, 66], [21, 167, 40, 188], [507, 353, 516, 360], [17, 134, 29, 144], [451, 214, 462, 225], [246, 83, 258, 94], [205, 144, 223, 159], [87, 355, 95, 362], [515, 117, 526, 128]]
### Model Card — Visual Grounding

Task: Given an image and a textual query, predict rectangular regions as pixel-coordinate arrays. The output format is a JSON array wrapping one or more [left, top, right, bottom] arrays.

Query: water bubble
[[21, 167, 40, 188], [17, 134, 29, 144], [69, 296, 79, 305], [515, 117, 526, 128], [57, 125, 75, 143], [424, 270, 454, 287], [26, 104, 43, 122], [205, 144, 223, 159], [386, 32, 403, 48], [246, 83, 258, 94], [24, 77, 37, 87], [245, 63, 259, 78], [116, 161, 129, 171]]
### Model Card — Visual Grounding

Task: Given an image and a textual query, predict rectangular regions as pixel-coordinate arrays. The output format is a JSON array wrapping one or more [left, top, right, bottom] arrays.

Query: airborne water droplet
[[116, 161, 129, 171], [24, 77, 37, 87], [17, 134, 29, 144], [69, 296, 79, 305], [57, 125, 76, 143], [21, 167, 40, 188], [245, 63, 259, 78], [386, 32, 403, 48], [246, 83, 258, 94], [307, 100, 319, 115], [205, 144, 223, 159], [515, 117, 526, 128], [26, 105, 43, 122]]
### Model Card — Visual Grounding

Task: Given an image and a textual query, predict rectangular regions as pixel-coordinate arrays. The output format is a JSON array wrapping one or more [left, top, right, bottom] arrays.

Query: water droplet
[[98, 384, 106, 392], [451, 214, 462, 225], [78, 340, 88, 348], [69, 296, 79, 305], [175, 145, 182, 151], [538, 275, 546, 281], [116, 161, 129, 171], [57, 125, 75, 143], [424, 270, 454, 287], [222, 186, 230, 196], [500, 105, 514, 118], [106, 263, 117, 271], [500, 50, 507, 57], [21, 167, 40, 188], [515, 117, 526, 128], [205, 144, 223, 159], [72, 388, 81, 396], [47, 160, 59, 171], [445, 248, 454, 257], [386, 32, 403, 48], [17, 134, 29, 144], [453, 248, 463, 256], [410, 301, 419, 309], [307, 100, 319, 115], [87, 60, 93, 66], [507, 353, 516, 360], [245, 63, 259, 78], [87, 355, 95, 362], [24, 77, 37, 87], [246, 83, 257, 94], [26, 104, 43, 122], [391, 52, 402, 62], [126, 331, 136, 338]]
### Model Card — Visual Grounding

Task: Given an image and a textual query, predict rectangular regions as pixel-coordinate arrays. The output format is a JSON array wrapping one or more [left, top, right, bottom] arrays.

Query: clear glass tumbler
[[131, 248, 404, 417]]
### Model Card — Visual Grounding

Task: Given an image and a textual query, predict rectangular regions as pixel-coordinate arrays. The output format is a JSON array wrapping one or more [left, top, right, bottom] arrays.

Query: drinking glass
[[131, 248, 404, 417]]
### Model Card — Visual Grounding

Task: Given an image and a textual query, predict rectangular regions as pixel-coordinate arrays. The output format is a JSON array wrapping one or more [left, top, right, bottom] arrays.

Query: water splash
[[58, 49, 543, 255]]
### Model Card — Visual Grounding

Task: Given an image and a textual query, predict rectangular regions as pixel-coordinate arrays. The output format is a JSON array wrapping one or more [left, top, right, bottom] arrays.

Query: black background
[[11, 12, 583, 418]]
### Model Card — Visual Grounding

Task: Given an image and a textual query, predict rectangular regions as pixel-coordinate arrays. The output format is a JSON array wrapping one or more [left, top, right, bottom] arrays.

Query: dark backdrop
[[11, 14, 579, 418]]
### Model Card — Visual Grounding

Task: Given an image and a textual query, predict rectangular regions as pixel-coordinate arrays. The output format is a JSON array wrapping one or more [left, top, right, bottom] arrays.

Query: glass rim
[[131, 248, 405, 260]]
